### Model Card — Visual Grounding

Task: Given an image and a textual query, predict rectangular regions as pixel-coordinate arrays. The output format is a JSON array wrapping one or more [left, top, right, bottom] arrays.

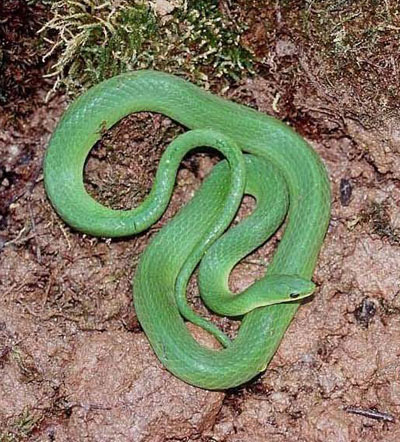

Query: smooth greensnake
[[44, 71, 331, 390]]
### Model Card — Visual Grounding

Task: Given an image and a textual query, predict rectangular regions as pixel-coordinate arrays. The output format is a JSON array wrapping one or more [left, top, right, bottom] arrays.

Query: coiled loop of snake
[[44, 71, 331, 389]]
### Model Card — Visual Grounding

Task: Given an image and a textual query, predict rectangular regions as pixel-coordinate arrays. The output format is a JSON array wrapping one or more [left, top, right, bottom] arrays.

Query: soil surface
[[1, 1, 400, 441]]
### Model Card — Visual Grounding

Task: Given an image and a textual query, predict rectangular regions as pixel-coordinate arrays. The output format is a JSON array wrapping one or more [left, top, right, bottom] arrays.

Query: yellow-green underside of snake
[[44, 70, 331, 390]]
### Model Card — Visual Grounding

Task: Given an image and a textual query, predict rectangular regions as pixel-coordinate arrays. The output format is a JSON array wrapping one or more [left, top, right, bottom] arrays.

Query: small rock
[[151, 0, 182, 16], [276, 39, 297, 57]]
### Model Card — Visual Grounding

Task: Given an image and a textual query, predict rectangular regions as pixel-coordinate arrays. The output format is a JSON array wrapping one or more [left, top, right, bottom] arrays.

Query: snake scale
[[44, 70, 331, 390]]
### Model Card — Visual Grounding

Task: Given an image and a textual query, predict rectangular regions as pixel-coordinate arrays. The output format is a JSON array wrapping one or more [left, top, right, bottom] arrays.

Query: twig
[[344, 406, 395, 423]]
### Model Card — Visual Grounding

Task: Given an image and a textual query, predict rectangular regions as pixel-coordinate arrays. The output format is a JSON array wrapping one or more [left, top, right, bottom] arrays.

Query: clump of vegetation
[[297, 0, 399, 114], [300, 0, 396, 59], [169, 0, 254, 81], [245, 0, 399, 122], [40, 0, 254, 96]]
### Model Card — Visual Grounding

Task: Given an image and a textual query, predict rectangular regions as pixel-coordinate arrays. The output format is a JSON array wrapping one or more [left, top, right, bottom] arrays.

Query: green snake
[[44, 70, 331, 390]]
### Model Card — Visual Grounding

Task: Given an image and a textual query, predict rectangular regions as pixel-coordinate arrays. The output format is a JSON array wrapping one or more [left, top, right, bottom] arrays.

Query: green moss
[[40, 1, 156, 94], [41, 0, 254, 96]]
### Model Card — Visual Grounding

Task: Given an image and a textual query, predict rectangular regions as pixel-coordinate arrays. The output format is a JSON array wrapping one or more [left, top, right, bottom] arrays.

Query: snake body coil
[[44, 71, 331, 389]]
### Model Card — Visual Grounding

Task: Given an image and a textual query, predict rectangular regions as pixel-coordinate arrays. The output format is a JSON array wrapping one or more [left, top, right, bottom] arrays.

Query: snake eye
[[290, 293, 300, 299]]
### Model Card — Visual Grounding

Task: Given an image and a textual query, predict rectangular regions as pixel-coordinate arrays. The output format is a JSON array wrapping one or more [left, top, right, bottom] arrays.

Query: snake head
[[261, 274, 316, 305]]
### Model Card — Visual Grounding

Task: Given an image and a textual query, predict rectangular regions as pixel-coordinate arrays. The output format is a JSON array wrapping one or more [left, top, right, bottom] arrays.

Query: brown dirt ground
[[1, 1, 400, 441]]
